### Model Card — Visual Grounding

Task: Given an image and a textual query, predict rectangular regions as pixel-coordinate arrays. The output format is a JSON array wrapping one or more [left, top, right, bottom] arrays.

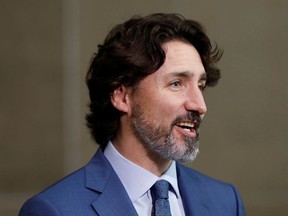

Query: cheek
[[151, 98, 182, 123], [134, 87, 183, 122]]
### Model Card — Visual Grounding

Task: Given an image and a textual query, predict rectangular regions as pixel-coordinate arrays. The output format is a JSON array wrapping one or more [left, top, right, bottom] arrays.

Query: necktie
[[151, 180, 172, 216]]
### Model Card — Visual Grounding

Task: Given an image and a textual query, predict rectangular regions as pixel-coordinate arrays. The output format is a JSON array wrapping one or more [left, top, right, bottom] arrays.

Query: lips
[[173, 112, 201, 136], [176, 119, 200, 131], [177, 121, 196, 131]]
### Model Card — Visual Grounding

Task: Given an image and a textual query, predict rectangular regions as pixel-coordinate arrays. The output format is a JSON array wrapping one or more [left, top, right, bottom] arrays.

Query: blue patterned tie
[[151, 180, 172, 216]]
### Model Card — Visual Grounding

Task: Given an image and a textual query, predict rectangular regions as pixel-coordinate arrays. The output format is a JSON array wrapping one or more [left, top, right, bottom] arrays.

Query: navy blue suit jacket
[[19, 148, 245, 216]]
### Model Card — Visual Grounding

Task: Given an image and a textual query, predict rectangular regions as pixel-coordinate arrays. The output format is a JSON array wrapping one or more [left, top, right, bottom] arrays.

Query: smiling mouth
[[176, 120, 200, 132]]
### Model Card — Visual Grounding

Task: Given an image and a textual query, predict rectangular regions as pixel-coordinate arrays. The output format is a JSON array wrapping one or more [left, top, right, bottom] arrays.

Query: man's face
[[129, 40, 207, 162]]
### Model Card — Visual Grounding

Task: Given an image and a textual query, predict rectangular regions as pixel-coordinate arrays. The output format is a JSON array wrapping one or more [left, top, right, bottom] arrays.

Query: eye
[[199, 74, 207, 92], [198, 83, 206, 92], [169, 80, 183, 90]]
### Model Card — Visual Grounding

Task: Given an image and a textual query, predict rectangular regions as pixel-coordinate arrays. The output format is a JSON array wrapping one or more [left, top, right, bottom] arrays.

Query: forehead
[[158, 40, 205, 78]]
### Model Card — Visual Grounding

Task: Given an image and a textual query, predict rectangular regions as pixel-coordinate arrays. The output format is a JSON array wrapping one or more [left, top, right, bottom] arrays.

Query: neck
[[112, 133, 172, 177]]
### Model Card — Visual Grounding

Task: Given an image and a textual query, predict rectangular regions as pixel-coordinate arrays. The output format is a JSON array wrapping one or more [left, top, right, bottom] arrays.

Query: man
[[19, 13, 245, 216]]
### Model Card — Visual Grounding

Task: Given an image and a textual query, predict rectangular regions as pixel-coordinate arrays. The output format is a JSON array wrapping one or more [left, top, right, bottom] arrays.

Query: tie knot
[[151, 180, 170, 200]]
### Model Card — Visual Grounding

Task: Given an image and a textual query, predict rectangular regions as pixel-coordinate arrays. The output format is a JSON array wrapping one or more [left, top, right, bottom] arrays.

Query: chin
[[167, 140, 200, 162]]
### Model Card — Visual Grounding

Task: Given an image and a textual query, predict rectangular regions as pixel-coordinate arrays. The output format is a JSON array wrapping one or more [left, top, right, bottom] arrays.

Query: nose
[[185, 88, 207, 116]]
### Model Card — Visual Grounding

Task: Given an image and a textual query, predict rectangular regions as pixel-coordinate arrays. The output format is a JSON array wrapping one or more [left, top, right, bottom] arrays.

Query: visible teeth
[[178, 122, 195, 128]]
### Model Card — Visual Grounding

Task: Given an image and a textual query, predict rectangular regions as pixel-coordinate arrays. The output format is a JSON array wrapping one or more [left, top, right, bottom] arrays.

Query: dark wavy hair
[[86, 13, 222, 146]]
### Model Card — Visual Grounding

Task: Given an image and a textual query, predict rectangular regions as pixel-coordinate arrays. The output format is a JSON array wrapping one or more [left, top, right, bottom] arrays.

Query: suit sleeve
[[19, 196, 61, 216]]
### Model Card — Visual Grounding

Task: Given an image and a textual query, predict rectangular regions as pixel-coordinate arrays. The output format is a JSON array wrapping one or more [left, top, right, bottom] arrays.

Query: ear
[[111, 85, 131, 114]]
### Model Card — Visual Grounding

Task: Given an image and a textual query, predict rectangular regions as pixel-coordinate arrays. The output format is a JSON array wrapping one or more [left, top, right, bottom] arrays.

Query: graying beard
[[131, 113, 200, 162]]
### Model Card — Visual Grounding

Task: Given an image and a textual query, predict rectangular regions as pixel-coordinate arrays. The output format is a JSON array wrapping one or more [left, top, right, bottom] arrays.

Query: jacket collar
[[177, 163, 217, 216], [84, 148, 216, 216], [85, 148, 138, 216]]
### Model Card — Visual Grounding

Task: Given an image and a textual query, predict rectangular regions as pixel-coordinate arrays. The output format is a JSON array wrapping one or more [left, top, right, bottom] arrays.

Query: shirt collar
[[104, 141, 180, 202]]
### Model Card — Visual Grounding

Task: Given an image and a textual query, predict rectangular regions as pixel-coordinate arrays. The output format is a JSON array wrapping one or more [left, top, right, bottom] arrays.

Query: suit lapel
[[84, 149, 218, 216], [85, 148, 138, 216], [177, 164, 217, 216]]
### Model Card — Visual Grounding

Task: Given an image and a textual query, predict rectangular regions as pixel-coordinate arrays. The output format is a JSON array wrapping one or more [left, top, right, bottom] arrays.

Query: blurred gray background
[[1, 0, 287, 215]]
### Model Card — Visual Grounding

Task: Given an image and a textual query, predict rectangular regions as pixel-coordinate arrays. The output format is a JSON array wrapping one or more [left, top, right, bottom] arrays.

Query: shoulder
[[37, 167, 88, 199], [19, 149, 114, 216], [19, 167, 94, 216], [176, 163, 245, 215], [177, 163, 241, 195], [177, 162, 231, 187]]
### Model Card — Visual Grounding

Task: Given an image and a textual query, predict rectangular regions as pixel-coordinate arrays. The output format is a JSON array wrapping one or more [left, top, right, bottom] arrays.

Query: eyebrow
[[167, 71, 207, 81]]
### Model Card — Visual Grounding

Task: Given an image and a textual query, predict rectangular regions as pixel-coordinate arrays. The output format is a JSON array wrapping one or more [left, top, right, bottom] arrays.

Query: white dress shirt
[[104, 141, 185, 216]]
